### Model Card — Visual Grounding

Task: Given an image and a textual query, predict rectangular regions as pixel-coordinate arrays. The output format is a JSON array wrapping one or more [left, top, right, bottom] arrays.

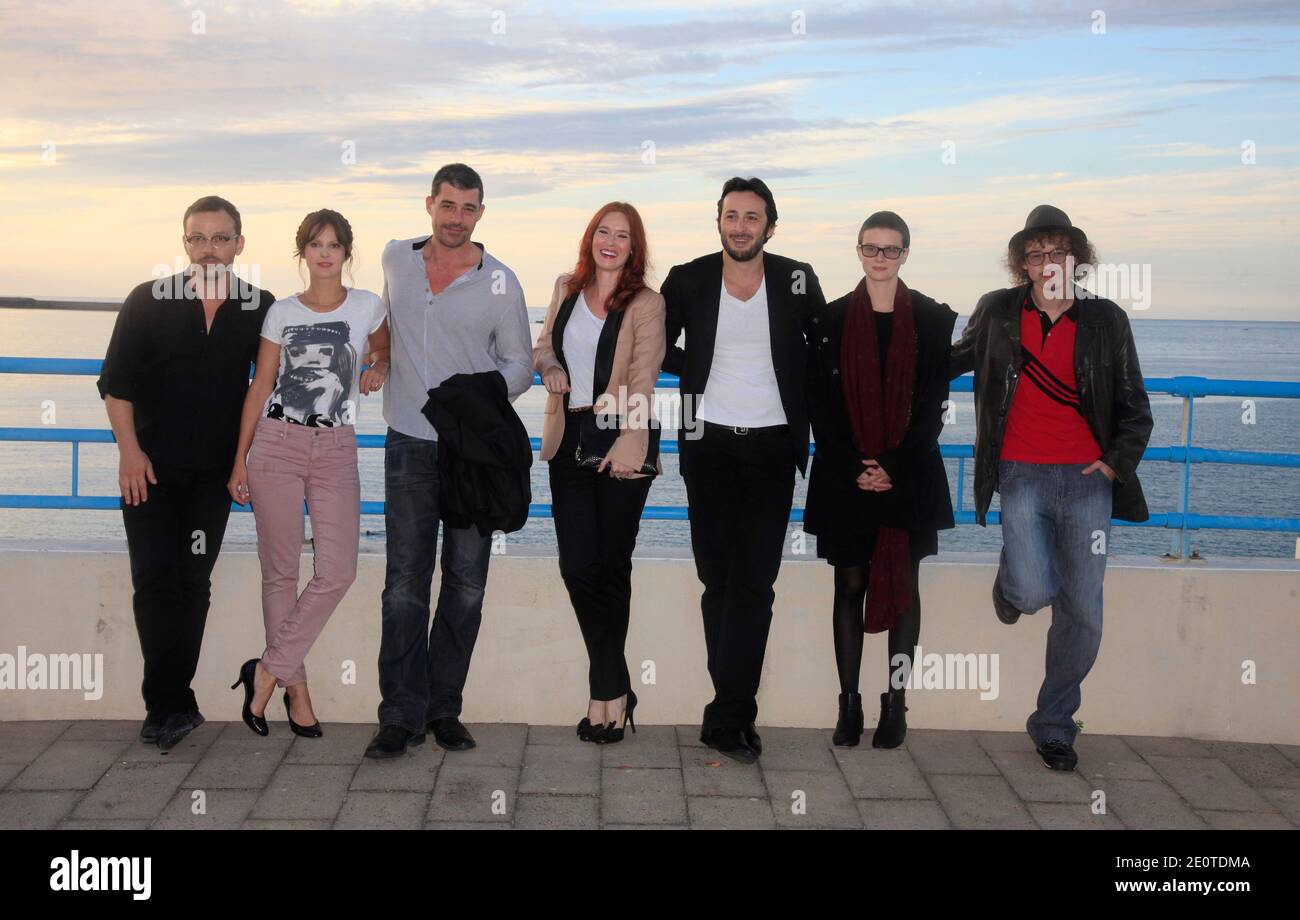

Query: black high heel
[[595, 689, 638, 745], [231, 658, 268, 736], [577, 717, 598, 742], [284, 691, 323, 738]]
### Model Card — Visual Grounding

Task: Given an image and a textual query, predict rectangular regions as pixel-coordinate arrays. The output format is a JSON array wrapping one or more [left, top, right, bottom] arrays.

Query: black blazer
[[661, 250, 826, 475], [804, 288, 958, 538]]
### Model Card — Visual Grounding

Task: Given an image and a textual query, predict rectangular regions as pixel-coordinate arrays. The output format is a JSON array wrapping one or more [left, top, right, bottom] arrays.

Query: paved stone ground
[[1, 720, 1297, 829]]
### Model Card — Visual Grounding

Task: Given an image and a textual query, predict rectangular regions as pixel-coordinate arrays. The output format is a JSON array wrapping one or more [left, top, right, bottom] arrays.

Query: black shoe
[[577, 717, 599, 742], [704, 726, 758, 764], [364, 724, 426, 760], [595, 690, 638, 745], [283, 692, 323, 738], [157, 709, 204, 751], [832, 692, 865, 747], [231, 658, 269, 737], [992, 571, 1022, 625], [140, 711, 165, 743], [872, 690, 908, 749], [743, 722, 762, 755], [1037, 739, 1079, 771], [427, 717, 477, 752]]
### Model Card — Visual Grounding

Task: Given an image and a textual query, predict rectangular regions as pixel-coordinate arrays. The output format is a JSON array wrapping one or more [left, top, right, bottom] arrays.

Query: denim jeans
[[997, 460, 1113, 746], [378, 428, 493, 730]]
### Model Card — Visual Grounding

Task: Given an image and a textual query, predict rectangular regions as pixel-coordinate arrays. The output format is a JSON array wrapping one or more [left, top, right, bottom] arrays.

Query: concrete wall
[[1, 546, 1297, 745]]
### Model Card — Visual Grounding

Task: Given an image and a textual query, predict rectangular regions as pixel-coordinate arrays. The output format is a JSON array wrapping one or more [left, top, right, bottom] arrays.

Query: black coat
[[421, 371, 533, 536], [804, 288, 958, 539], [948, 285, 1153, 524], [661, 250, 826, 476]]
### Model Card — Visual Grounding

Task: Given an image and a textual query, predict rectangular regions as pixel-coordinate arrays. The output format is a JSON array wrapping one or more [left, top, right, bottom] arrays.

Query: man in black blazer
[[661, 177, 826, 763]]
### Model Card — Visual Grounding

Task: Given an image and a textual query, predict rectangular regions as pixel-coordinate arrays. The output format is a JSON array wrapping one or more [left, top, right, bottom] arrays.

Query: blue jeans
[[378, 428, 492, 730], [997, 460, 1113, 746]]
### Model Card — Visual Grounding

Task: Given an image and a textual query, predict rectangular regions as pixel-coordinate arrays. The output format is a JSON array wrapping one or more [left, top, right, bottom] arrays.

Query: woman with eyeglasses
[[533, 202, 666, 745], [803, 210, 957, 748], [226, 209, 389, 738]]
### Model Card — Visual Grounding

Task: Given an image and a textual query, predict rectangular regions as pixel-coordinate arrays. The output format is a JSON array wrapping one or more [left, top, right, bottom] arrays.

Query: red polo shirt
[[1000, 293, 1102, 463]]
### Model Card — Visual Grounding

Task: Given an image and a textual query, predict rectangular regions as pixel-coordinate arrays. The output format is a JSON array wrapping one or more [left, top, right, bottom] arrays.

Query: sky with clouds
[[1, 0, 1298, 318]]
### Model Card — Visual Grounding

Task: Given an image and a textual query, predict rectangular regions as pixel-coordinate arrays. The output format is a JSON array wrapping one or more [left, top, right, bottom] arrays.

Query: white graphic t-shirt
[[260, 288, 387, 428]]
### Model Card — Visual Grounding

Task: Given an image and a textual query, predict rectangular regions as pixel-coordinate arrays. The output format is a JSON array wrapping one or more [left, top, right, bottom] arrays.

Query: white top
[[260, 288, 387, 428], [697, 277, 787, 427], [562, 291, 606, 408]]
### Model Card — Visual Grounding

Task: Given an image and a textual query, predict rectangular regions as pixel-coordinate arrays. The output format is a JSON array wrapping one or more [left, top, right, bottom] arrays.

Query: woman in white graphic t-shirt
[[227, 210, 389, 739]]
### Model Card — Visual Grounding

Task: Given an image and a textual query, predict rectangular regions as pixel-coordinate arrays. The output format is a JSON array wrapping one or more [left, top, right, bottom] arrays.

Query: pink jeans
[[247, 416, 360, 688]]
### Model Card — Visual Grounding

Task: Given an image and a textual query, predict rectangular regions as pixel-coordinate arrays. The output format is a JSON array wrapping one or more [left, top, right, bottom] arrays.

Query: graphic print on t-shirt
[[266, 321, 355, 427]]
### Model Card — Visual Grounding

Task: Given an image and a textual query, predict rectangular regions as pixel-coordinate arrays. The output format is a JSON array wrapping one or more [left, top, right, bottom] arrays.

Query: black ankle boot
[[872, 690, 908, 749], [832, 692, 864, 747]]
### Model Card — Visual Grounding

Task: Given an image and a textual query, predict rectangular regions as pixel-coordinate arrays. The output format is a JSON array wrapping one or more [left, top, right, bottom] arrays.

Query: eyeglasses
[[184, 234, 237, 247], [859, 244, 906, 259], [1024, 249, 1070, 266]]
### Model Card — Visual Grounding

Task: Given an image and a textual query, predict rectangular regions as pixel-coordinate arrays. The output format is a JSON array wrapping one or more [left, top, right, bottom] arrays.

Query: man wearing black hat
[[949, 205, 1152, 771]]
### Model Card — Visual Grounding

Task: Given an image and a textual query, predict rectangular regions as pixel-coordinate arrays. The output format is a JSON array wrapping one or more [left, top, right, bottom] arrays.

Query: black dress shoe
[[872, 690, 908, 749], [140, 711, 165, 743], [157, 709, 205, 751], [427, 717, 477, 752], [832, 692, 864, 747], [1037, 740, 1079, 771], [992, 571, 1022, 625], [709, 727, 758, 764], [283, 692, 323, 738], [364, 724, 426, 760], [577, 717, 598, 742], [743, 722, 762, 755]]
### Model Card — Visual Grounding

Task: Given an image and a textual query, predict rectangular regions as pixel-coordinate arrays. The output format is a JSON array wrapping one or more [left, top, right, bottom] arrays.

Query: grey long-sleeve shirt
[[381, 236, 533, 440]]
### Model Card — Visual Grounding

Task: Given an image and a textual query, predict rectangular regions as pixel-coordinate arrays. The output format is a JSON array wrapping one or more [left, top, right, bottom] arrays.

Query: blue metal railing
[[2, 357, 1298, 558]]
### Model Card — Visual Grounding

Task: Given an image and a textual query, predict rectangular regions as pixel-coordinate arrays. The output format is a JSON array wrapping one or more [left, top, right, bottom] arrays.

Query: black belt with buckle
[[701, 419, 787, 436]]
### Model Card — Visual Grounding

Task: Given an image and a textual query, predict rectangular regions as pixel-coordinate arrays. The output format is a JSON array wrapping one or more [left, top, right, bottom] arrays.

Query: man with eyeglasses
[[98, 195, 274, 750], [949, 205, 1152, 771]]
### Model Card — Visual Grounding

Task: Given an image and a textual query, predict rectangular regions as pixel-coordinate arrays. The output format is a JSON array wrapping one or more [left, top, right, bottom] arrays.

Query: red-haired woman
[[533, 203, 666, 745]]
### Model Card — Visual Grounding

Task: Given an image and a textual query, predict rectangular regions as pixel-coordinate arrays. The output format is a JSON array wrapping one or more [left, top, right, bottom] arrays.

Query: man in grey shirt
[[366, 163, 533, 760]]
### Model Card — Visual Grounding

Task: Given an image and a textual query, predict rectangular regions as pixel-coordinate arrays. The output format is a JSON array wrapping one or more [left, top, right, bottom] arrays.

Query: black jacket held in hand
[[421, 371, 533, 536], [804, 289, 959, 538], [949, 284, 1154, 525]]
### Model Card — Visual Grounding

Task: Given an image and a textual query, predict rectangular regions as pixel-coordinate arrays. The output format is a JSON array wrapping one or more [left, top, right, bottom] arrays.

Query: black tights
[[832, 547, 923, 695]]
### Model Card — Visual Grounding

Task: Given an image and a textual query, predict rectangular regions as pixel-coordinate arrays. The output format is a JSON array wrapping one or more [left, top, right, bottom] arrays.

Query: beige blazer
[[533, 273, 667, 477]]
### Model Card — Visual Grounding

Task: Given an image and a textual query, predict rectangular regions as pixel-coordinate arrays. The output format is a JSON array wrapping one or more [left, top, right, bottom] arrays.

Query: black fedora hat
[[1009, 204, 1087, 248]]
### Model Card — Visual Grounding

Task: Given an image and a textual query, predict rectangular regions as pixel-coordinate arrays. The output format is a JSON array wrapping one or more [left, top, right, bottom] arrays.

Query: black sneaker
[[1036, 739, 1078, 771], [140, 712, 165, 743], [157, 709, 205, 751], [992, 571, 1023, 625]]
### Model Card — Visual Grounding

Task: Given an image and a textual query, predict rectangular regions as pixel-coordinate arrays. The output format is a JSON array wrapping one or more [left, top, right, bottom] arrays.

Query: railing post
[[70, 441, 79, 497], [956, 456, 965, 514], [1173, 393, 1196, 559]]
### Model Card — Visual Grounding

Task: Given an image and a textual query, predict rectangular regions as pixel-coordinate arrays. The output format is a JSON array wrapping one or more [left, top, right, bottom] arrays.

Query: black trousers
[[120, 466, 233, 719], [681, 422, 796, 733], [549, 409, 653, 700]]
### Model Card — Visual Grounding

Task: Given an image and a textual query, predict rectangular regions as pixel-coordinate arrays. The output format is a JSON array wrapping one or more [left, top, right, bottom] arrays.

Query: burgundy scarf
[[840, 277, 918, 634]]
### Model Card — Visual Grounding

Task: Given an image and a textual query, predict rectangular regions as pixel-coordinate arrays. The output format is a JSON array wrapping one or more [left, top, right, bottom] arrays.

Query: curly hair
[[1005, 227, 1097, 284]]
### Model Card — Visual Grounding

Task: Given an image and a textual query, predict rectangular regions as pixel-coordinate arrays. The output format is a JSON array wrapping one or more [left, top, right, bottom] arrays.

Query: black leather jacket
[[949, 284, 1153, 524]]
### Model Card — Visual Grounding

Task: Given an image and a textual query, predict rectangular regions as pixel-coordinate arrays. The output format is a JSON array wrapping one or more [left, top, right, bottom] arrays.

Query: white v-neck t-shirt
[[697, 277, 787, 427], [562, 291, 606, 408]]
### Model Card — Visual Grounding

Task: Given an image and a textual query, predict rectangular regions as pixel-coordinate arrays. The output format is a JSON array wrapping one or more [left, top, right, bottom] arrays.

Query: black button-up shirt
[[97, 272, 274, 474]]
